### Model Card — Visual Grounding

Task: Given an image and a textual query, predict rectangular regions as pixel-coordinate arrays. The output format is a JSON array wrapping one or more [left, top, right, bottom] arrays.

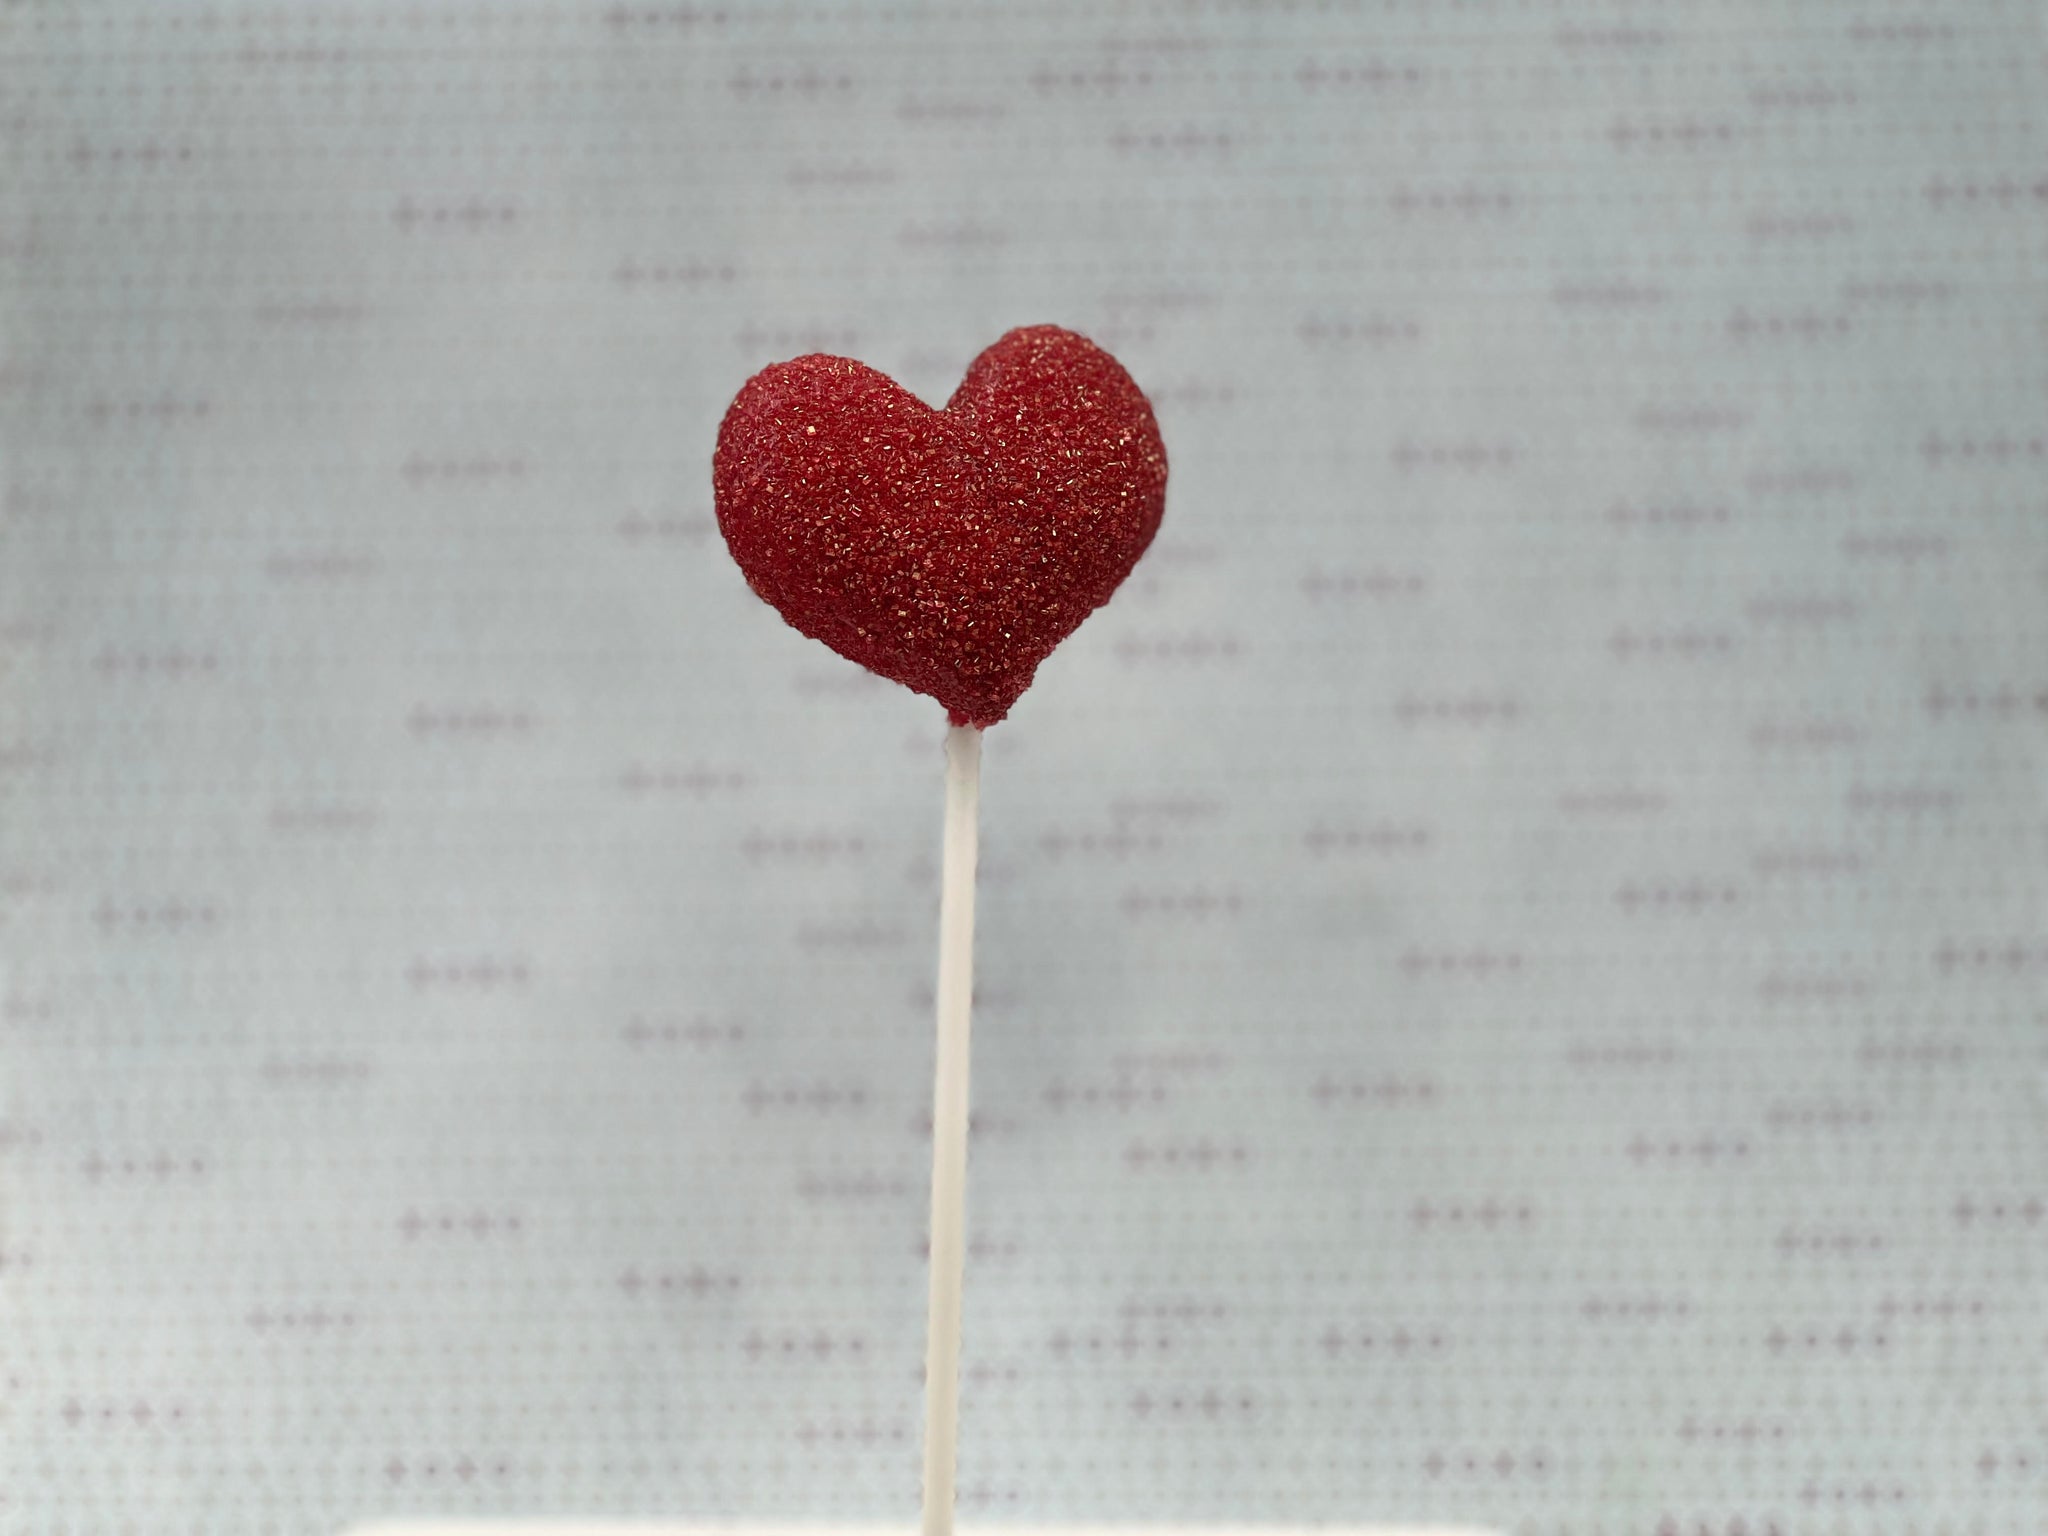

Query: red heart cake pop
[[712, 325, 1168, 727]]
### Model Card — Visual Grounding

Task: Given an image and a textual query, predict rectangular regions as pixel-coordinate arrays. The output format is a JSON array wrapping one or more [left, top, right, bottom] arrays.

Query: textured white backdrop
[[4, 2, 2047, 1533]]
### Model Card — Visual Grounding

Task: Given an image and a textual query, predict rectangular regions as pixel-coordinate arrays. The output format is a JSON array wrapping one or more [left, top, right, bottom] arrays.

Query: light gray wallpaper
[[3, 3, 2046, 1533]]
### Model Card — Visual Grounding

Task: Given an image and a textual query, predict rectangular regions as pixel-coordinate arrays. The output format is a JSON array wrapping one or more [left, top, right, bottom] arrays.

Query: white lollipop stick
[[921, 724, 981, 1536]]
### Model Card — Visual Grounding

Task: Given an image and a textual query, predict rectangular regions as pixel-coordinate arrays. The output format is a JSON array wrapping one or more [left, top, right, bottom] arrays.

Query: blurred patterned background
[[3, 2, 2046, 1532]]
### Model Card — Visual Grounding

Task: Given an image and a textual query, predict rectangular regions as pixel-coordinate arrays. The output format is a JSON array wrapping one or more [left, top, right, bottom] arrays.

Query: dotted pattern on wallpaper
[[3, 2, 2046, 1534]]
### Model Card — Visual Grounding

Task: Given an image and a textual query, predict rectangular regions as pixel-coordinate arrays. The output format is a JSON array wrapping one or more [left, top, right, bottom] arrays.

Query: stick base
[[346, 1524, 1503, 1535]]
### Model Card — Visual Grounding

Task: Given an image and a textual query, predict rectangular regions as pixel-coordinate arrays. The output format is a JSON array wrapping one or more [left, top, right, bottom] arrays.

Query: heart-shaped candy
[[712, 325, 1168, 727]]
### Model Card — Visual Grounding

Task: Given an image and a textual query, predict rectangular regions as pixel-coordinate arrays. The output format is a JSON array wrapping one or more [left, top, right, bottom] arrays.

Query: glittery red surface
[[712, 325, 1168, 727]]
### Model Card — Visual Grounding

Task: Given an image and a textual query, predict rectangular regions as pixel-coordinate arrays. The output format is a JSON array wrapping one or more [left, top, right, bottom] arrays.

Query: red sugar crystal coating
[[712, 325, 1168, 727]]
